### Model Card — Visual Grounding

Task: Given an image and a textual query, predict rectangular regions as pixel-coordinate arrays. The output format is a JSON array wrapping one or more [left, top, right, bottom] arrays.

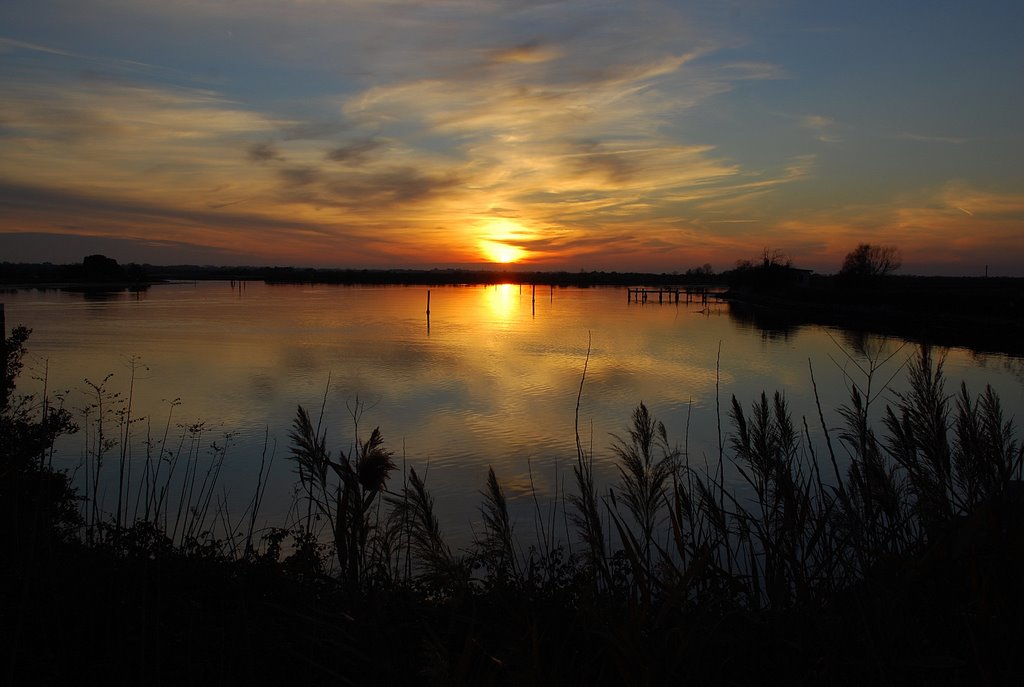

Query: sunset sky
[[1, 1, 1022, 274]]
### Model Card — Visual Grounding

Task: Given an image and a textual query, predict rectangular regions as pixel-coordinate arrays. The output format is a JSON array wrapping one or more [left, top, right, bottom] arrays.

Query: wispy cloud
[[800, 114, 842, 143], [248, 142, 284, 163], [325, 138, 384, 165], [897, 132, 969, 145]]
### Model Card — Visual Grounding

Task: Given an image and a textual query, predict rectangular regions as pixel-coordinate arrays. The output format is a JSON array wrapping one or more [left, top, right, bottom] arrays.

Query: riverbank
[[725, 275, 1024, 356]]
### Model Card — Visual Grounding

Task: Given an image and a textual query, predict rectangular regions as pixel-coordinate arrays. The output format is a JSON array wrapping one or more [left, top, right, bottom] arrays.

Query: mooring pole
[[426, 290, 431, 316]]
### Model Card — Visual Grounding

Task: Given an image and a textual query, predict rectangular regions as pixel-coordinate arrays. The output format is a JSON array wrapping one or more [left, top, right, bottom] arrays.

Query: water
[[5, 281, 1023, 545]]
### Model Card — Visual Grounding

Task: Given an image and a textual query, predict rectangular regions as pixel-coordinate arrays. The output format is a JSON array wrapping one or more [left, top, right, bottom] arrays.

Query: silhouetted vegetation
[[838, 243, 902, 280], [722, 246, 1024, 356], [726, 273, 1024, 355], [726, 248, 811, 294], [0, 255, 151, 288], [3, 318, 1024, 685], [173, 265, 725, 288], [0, 326, 80, 553]]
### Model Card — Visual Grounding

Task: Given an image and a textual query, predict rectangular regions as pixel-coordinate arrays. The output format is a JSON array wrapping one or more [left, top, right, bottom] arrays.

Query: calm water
[[5, 281, 1024, 545]]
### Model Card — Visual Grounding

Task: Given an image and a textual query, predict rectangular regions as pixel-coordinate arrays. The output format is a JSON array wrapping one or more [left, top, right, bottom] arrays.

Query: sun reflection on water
[[483, 283, 520, 322]]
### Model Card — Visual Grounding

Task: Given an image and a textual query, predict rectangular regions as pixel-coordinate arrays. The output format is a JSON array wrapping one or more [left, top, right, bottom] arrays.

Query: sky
[[1, 1, 1022, 274]]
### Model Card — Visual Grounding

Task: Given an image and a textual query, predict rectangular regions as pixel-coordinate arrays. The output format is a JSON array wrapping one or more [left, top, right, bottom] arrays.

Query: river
[[4, 281, 1022, 546]]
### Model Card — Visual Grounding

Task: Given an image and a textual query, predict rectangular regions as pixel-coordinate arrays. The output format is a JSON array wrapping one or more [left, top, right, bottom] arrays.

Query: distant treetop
[[839, 243, 901, 279]]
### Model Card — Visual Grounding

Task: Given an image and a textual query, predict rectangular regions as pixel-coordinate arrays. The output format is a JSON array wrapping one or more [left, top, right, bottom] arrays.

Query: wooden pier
[[626, 286, 712, 305]]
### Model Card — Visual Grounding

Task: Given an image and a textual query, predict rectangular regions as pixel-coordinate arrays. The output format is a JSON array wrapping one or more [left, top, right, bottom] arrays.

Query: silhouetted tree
[[839, 243, 901, 278], [686, 263, 715, 277], [762, 247, 791, 268], [82, 254, 126, 281]]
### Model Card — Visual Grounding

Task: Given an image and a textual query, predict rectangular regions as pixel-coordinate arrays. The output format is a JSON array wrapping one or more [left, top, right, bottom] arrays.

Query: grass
[[3, 324, 1024, 685]]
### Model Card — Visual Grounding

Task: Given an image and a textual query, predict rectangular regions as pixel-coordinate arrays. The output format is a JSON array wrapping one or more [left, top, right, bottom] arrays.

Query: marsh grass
[[269, 341, 1023, 681], [4, 322, 1024, 684]]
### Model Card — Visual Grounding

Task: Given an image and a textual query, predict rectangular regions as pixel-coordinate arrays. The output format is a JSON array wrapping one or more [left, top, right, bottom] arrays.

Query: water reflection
[[483, 283, 520, 322], [726, 300, 803, 341], [5, 281, 1023, 545], [63, 285, 150, 301]]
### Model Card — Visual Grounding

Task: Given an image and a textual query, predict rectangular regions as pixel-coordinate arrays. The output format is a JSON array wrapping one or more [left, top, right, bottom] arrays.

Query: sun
[[477, 218, 531, 264], [480, 239, 526, 264]]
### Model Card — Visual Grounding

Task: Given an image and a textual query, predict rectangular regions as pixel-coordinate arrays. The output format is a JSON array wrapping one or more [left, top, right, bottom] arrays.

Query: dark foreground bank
[[8, 530, 1022, 686]]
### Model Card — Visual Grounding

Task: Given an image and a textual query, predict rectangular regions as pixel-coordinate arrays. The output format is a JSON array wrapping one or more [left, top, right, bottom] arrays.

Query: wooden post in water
[[426, 290, 431, 316]]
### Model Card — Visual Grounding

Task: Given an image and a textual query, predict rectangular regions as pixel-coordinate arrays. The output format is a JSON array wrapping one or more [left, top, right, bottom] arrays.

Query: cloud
[[248, 142, 283, 162], [802, 115, 833, 130], [0, 37, 78, 58], [487, 41, 563, 65], [0, 178, 430, 266], [897, 132, 969, 145], [934, 181, 1024, 218], [323, 166, 464, 207], [800, 114, 842, 143], [325, 138, 383, 164], [279, 166, 320, 187], [0, 230, 265, 265]]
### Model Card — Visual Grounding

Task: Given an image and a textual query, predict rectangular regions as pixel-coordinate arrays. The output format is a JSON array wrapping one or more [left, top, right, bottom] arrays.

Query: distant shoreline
[[4, 261, 1023, 356], [1, 261, 724, 288], [725, 274, 1024, 356]]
